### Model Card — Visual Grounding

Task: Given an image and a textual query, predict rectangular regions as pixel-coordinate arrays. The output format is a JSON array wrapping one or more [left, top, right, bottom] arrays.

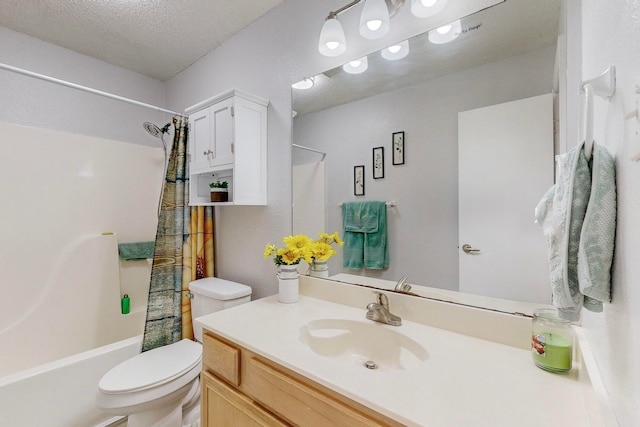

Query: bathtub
[[0, 335, 142, 427]]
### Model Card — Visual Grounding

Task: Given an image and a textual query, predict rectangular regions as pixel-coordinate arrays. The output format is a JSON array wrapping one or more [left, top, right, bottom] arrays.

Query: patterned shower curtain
[[142, 116, 215, 352]]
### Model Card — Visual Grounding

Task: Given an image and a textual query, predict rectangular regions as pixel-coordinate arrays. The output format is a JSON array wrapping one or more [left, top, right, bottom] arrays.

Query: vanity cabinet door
[[244, 357, 399, 427], [202, 370, 289, 427]]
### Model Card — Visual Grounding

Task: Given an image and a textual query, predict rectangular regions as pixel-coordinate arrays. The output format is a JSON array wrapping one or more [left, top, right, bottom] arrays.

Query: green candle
[[531, 332, 572, 372]]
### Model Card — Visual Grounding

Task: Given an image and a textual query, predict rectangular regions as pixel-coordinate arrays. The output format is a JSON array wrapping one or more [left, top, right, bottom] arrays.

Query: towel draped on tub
[[118, 241, 155, 260], [342, 201, 389, 270], [535, 141, 616, 320]]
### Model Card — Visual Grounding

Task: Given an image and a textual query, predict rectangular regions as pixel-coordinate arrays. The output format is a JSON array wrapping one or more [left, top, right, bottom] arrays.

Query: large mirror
[[292, 0, 561, 313]]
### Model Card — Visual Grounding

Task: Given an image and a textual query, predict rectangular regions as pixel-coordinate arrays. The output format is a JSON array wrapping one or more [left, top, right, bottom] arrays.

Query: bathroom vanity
[[201, 331, 402, 426], [196, 277, 618, 427]]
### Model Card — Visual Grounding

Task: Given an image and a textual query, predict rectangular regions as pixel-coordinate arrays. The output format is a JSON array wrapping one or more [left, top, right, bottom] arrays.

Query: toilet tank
[[188, 277, 252, 342]]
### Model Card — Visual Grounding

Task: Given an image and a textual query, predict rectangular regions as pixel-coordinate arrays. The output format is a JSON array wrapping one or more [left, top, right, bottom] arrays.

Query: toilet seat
[[99, 339, 202, 395]]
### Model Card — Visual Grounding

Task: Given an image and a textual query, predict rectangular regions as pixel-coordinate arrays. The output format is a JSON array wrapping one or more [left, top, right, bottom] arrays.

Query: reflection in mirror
[[292, 0, 561, 313]]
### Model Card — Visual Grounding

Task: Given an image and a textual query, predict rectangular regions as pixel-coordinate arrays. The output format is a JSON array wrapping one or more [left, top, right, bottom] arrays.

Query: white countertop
[[195, 288, 591, 427]]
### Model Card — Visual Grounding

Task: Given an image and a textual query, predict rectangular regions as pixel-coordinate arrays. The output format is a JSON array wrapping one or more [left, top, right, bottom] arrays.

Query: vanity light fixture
[[381, 40, 410, 60], [291, 77, 315, 90], [428, 19, 461, 44], [320, 0, 440, 57], [342, 56, 369, 74], [410, 0, 448, 18]]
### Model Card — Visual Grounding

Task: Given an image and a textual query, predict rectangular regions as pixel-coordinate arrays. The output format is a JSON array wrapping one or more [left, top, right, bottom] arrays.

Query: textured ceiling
[[0, 0, 283, 81]]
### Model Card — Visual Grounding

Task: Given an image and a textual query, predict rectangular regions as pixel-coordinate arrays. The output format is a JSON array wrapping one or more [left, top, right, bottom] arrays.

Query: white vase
[[309, 260, 329, 278], [277, 264, 299, 303]]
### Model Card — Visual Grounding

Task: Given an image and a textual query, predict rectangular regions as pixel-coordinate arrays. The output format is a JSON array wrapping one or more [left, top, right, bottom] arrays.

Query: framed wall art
[[372, 146, 384, 179], [354, 165, 365, 196], [392, 131, 405, 165]]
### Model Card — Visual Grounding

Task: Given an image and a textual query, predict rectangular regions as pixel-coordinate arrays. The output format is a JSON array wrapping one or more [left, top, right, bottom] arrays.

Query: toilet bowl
[[96, 278, 252, 427]]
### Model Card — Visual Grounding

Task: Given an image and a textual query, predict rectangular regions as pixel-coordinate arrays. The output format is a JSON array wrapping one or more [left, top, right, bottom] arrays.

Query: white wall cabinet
[[186, 89, 268, 206]]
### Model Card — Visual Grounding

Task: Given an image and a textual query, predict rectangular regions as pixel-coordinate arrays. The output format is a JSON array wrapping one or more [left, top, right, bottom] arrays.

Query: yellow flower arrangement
[[264, 234, 312, 266], [310, 232, 344, 261], [264, 232, 343, 266]]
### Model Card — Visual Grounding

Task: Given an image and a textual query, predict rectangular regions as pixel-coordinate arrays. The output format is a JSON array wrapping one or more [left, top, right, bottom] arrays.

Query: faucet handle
[[371, 290, 389, 307], [394, 275, 411, 292]]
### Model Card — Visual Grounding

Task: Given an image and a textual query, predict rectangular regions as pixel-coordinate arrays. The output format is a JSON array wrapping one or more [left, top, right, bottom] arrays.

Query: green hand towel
[[118, 241, 155, 260], [342, 201, 389, 270]]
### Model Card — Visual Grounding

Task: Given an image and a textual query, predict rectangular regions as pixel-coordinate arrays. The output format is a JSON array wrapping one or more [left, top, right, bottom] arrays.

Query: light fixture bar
[[327, 0, 364, 19]]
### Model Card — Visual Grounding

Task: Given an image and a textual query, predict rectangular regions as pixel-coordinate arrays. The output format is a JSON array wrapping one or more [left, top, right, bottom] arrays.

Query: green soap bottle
[[121, 294, 130, 315]]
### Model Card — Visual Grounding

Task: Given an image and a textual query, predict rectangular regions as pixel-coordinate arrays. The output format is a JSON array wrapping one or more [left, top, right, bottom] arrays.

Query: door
[[189, 108, 212, 172], [458, 94, 554, 303], [210, 97, 234, 167]]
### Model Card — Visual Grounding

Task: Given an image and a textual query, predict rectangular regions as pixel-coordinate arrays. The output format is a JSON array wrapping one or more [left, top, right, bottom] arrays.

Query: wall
[[292, 46, 555, 290], [165, 0, 504, 299], [0, 26, 170, 146], [580, 1, 640, 426], [0, 27, 167, 375]]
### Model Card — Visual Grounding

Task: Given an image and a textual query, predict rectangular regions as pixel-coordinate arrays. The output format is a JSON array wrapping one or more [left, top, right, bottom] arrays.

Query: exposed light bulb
[[421, 0, 437, 6], [326, 41, 340, 50], [437, 24, 452, 34], [388, 45, 402, 53], [367, 19, 383, 31]]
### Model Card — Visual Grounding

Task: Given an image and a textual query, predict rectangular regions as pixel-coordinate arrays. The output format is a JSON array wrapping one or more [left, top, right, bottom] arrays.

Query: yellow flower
[[264, 243, 276, 259], [265, 232, 339, 266], [331, 231, 344, 246], [311, 241, 336, 261], [283, 234, 312, 250], [318, 232, 332, 241], [277, 247, 300, 265]]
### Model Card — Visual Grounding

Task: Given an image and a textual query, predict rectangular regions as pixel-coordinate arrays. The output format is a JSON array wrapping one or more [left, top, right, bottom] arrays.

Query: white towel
[[535, 141, 616, 320]]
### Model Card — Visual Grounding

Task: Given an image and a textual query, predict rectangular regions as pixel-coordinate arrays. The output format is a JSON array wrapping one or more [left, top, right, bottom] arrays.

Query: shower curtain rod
[[0, 62, 186, 117], [292, 144, 327, 160]]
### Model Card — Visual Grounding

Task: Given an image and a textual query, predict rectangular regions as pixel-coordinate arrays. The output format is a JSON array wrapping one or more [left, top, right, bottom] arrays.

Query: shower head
[[143, 122, 171, 138]]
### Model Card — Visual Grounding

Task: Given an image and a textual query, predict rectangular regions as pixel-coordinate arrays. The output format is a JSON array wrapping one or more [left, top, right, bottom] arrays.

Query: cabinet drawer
[[203, 332, 241, 386], [245, 357, 394, 427]]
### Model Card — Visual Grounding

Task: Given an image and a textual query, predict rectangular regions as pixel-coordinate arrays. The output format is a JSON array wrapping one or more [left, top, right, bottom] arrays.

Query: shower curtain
[[142, 117, 215, 352]]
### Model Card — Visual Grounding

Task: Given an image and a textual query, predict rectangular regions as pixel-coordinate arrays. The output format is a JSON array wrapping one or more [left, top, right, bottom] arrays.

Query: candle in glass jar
[[532, 332, 572, 372]]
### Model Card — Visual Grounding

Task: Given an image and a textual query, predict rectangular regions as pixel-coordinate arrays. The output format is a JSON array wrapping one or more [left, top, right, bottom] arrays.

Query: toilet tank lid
[[188, 277, 252, 300]]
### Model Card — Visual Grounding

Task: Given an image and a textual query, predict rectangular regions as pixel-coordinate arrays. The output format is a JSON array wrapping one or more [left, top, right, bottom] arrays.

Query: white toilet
[[96, 277, 252, 427]]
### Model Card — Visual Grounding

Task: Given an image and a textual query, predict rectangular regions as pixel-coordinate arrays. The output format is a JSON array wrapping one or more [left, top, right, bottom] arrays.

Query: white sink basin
[[299, 318, 429, 372]]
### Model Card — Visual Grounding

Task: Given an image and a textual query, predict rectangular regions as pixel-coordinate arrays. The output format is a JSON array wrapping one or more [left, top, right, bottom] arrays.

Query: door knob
[[462, 244, 480, 254]]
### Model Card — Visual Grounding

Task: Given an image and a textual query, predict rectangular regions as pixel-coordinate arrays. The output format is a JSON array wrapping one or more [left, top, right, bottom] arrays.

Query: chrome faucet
[[366, 292, 402, 326], [394, 275, 411, 292]]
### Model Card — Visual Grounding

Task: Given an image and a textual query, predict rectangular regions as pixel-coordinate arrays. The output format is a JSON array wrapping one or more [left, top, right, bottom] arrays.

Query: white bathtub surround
[[0, 336, 142, 427], [195, 276, 618, 427], [0, 121, 161, 377]]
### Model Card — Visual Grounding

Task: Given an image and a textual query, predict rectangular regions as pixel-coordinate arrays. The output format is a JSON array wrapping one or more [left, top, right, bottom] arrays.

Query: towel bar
[[581, 66, 616, 160], [338, 201, 396, 207]]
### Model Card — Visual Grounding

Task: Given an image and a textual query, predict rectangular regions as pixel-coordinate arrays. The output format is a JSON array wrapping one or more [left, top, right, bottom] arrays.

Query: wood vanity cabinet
[[201, 331, 404, 427]]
